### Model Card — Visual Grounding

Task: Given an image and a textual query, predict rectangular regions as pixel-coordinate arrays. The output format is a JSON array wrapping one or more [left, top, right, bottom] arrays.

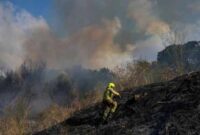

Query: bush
[[0, 99, 29, 135], [114, 60, 154, 89]]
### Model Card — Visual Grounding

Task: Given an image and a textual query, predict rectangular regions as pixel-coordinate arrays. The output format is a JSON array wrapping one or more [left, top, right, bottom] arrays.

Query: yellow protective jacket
[[103, 87, 120, 103]]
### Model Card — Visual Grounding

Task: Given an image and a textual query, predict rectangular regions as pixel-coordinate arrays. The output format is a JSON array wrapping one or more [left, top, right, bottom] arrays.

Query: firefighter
[[102, 82, 120, 122]]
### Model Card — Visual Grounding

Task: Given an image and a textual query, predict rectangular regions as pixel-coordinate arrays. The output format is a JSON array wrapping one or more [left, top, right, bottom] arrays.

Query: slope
[[34, 71, 200, 135]]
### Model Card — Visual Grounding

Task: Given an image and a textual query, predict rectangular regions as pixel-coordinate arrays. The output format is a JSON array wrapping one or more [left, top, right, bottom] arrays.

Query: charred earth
[[34, 71, 200, 135]]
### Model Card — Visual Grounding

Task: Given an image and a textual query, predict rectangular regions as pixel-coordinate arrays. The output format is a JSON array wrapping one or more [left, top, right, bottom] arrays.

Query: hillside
[[157, 41, 200, 71], [34, 71, 200, 135]]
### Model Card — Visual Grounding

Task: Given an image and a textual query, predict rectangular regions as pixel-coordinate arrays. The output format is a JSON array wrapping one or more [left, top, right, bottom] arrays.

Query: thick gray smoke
[[0, 0, 200, 70], [23, 18, 133, 69]]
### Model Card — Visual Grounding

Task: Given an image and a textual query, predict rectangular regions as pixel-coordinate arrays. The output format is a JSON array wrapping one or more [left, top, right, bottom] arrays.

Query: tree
[[160, 26, 187, 75]]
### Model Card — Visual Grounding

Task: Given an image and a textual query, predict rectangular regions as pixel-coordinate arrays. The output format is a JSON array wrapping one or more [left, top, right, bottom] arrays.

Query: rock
[[157, 41, 200, 71]]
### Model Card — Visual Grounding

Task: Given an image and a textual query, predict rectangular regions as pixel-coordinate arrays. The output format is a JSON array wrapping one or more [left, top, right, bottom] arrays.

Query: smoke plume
[[128, 0, 170, 35], [24, 17, 133, 69], [0, 0, 200, 70]]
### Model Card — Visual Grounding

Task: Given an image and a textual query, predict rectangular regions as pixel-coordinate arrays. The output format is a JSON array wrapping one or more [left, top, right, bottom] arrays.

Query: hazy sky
[[0, 0, 200, 69]]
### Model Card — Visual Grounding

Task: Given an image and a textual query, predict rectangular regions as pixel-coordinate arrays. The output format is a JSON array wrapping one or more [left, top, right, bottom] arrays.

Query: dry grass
[[114, 60, 181, 90], [0, 100, 29, 135], [32, 104, 74, 132], [34, 90, 101, 133], [114, 60, 154, 89], [0, 89, 102, 135]]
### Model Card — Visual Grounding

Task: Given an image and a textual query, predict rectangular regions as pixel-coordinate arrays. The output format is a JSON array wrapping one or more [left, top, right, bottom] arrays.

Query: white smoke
[[0, 2, 48, 70]]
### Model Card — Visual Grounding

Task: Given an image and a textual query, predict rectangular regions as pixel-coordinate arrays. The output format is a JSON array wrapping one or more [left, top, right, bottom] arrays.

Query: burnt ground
[[33, 72, 200, 135]]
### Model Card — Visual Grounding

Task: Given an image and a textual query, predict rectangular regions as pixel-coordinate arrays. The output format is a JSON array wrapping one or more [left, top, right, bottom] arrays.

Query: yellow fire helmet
[[108, 82, 116, 89]]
